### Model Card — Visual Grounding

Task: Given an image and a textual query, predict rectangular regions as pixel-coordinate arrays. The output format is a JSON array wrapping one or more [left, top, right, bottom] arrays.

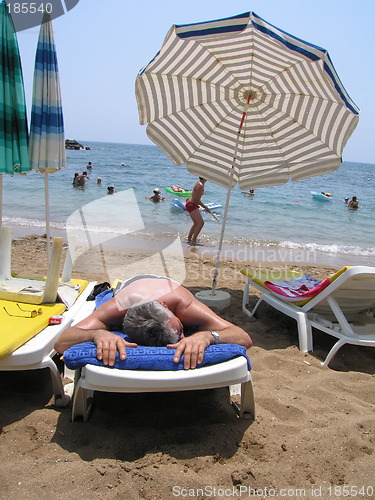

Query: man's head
[[122, 300, 183, 346]]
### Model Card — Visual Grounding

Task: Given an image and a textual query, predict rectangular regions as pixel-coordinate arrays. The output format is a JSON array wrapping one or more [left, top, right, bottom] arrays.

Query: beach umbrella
[[29, 13, 65, 262], [135, 11, 359, 296], [0, 0, 30, 234]]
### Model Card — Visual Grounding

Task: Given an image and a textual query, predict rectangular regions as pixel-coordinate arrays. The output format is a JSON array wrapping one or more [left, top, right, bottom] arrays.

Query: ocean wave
[[5, 213, 373, 260], [279, 240, 375, 257]]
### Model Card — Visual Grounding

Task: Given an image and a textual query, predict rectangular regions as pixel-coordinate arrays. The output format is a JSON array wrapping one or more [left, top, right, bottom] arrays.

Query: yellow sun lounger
[[0, 226, 97, 405], [241, 266, 375, 366], [0, 279, 95, 406]]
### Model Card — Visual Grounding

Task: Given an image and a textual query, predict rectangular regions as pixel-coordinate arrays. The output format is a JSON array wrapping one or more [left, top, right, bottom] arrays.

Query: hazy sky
[[16, 0, 375, 164]]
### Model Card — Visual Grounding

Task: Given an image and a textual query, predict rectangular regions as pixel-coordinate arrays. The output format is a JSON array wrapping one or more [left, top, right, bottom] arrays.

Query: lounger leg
[[71, 375, 94, 422], [242, 278, 263, 318], [322, 338, 346, 367], [41, 355, 71, 407], [295, 311, 313, 352], [231, 379, 255, 420]]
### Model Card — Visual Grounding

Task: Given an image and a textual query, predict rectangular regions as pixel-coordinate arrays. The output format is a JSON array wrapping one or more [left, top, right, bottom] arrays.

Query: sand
[[0, 234, 374, 499]]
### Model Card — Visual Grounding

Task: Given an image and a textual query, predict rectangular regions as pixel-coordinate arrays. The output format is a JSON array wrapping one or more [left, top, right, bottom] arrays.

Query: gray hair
[[122, 300, 180, 346]]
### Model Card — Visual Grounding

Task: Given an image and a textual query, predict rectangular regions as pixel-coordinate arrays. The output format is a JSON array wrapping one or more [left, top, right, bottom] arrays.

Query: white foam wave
[[279, 240, 375, 257]]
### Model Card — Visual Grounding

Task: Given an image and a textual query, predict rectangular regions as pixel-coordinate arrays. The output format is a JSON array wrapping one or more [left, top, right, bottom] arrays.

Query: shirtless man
[[54, 275, 252, 370], [185, 177, 214, 244], [146, 188, 164, 202]]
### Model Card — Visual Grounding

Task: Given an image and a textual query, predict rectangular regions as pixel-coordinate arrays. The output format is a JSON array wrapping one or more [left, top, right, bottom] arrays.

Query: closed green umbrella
[[0, 0, 30, 233]]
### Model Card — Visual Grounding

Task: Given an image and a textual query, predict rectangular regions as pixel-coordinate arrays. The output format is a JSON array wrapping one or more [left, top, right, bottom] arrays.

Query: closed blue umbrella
[[29, 13, 65, 261], [0, 0, 30, 233]]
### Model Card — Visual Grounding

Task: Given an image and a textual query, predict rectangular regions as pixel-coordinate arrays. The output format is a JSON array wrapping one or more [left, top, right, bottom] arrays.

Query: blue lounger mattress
[[64, 340, 250, 371]]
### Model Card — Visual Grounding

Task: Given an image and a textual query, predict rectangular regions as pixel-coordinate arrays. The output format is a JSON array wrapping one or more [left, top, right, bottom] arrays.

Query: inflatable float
[[311, 191, 333, 201], [170, 198, 222, 212], [165, 187, 192, 197]]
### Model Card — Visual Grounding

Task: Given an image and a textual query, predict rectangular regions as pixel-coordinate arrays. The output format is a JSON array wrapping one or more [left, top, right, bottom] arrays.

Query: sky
[[16, 0, 375, 164]]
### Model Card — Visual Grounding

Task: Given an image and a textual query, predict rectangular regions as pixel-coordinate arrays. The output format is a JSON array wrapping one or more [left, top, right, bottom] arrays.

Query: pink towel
[[264, 274, 331, 302]]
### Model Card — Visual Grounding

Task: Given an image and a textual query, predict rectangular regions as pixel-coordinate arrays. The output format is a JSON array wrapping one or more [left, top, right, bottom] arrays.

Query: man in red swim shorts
[[186, 177, 214, 244]]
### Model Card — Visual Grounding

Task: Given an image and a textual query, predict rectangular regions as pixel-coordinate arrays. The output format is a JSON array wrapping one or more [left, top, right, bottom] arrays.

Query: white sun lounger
[[0, 281, 96, 406], [241, 266, 375, 366], [71, 357, 254, 422], [66, 299, 255, 422]]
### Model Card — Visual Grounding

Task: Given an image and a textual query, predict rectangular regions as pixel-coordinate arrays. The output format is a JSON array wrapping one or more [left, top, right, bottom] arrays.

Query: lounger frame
[[71, 358, 255, 422]]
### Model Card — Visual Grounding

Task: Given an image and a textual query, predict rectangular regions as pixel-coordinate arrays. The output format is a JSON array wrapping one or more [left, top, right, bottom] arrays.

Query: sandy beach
[[0, 234, 374, 499]]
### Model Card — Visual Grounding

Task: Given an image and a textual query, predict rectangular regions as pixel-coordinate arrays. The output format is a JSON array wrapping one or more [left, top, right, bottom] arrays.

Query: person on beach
[[146, 188, 164, 202], [348, 196, 359, 209], [54, 275, 252, 370], [186, 177, 214, 245], [72, 173, 79, 186], [107, 186, 117, 194], [86, 161, 92, 170], [242, 189, 255, 196], [97, 177, 102, 185]]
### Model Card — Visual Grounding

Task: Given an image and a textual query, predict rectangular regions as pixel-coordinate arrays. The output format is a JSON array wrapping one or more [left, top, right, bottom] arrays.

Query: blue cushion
[[63, 336, 251, 371]]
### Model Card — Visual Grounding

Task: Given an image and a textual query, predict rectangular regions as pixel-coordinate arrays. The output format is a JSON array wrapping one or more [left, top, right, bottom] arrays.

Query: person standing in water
[[185, 177, 214, 245]]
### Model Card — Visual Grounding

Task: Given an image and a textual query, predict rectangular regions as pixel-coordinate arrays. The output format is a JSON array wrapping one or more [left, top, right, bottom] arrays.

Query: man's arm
[[168, 296, 252, 369], [54, 297, 137, 366]]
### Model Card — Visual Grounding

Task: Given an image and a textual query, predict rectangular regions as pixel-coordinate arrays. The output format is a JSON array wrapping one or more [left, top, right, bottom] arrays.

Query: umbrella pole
[[44, 172, 51, 263], [211, 185, 232, 294], [211, 94, 251, 295]]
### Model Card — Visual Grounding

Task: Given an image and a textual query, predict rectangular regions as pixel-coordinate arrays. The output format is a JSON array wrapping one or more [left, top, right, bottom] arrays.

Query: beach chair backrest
[[311, 267, 375, 318]]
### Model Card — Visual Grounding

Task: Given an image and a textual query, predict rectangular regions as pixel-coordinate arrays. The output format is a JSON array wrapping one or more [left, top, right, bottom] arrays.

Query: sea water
[[2, 141, 374, 265]]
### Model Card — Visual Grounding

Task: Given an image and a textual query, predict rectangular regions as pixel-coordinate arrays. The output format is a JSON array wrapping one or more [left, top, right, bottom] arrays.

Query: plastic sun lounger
[[66, 299, 255, 422], [241, 266, 375, 366], [0, 280, 96, 406], [0, 226, 97, 406]]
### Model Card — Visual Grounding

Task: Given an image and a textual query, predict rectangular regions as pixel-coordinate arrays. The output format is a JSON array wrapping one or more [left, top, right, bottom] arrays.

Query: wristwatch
[[210, 330, 220, 344]]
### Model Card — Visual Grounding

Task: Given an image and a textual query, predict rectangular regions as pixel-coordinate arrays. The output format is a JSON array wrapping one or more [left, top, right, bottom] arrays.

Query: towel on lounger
[[63, 338, 251, 371], [264, 274, 331, 302]]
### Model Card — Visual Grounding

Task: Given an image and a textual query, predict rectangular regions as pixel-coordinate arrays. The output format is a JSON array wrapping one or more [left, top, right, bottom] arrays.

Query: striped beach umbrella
[[0, 0, 30, 233], [136, 11, 359, 293], [29, 13, 65, 261], [136, 11, 359, 189]]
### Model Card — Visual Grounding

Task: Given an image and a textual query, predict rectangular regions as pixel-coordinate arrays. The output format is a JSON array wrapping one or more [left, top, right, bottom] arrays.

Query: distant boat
[[311, 191, 333, 201]]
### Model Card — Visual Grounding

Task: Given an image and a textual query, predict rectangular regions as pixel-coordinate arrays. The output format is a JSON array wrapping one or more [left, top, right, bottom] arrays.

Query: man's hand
[[167, 331, 212, 369], [93, 330, 137, 366]]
